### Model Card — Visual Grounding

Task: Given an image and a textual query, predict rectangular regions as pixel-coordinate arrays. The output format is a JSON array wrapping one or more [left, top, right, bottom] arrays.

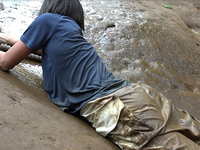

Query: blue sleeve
[[20, 13, 60, 52]]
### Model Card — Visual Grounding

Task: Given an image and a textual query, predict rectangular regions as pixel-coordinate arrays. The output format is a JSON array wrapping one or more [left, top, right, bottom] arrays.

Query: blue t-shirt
[[20, 13, 130, 113]]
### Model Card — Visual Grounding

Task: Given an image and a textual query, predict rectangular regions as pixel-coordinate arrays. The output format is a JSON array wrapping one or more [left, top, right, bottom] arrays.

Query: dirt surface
[[0, 0, 200, 150], [0, 70, 120, 150]]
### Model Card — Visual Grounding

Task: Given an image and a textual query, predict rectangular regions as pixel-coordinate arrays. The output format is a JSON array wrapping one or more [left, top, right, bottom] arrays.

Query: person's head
[[38, 0, 84, 30]]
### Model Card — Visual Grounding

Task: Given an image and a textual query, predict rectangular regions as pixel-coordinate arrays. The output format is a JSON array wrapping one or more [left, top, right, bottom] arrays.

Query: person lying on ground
[[0, 0, 200, 149]]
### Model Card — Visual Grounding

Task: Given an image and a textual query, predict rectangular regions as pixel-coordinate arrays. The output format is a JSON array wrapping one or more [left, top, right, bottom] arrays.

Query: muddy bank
[[0, 70, 119, 150], [0, 0, 200, 149]]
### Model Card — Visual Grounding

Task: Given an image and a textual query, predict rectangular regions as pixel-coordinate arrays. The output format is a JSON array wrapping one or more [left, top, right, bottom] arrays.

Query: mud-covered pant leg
[[106, 83, 200, 150], [144, 132, 200, 150]]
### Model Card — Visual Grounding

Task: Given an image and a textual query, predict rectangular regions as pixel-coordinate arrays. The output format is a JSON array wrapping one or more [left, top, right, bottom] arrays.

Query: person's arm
[[0, 40, 31, 71], [0, 33, 42, 56], [34, 49, 42, 56], [0, 33, 19, 46]]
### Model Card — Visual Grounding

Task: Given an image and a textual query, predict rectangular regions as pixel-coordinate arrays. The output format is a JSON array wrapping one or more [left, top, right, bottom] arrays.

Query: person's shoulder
[[38, 13, 75, 24], [37, 13, 61, 20], [32, 13, 62, 27]]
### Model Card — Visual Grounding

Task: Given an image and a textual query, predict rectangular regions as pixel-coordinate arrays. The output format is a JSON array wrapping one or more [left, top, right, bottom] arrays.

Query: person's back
[[21, 13, 129, 113]]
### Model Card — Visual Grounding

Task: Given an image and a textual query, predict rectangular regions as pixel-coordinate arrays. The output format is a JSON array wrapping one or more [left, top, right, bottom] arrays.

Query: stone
[[0, 0, 200, 149]]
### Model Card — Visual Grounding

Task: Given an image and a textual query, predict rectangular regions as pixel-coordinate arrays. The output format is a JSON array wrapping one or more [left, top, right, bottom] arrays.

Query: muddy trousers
[[107, 83, 200, 150], [81, 83, 200, 150]]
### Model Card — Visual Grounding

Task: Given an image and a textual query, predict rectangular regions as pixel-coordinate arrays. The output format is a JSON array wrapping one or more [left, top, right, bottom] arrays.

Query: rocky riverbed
[[0, 0, 200, 149]]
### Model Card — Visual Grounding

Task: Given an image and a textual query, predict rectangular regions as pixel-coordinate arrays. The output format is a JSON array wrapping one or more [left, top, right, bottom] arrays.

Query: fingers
[[0, 33, 8, 42], [0, 33, 19, 46]]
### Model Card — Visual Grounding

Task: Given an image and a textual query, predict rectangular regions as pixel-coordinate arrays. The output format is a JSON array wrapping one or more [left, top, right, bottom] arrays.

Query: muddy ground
[[0, 0, 200, 150]]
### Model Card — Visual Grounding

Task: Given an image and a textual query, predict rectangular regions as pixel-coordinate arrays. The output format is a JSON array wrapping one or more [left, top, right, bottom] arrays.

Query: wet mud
[[83, 0, 200, 119], [0, 71, 119, 150], [0, 0, 200, 149]]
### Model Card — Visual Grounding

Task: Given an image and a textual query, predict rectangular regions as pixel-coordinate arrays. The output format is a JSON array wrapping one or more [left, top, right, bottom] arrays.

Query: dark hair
[[38, 0, 84, 30]]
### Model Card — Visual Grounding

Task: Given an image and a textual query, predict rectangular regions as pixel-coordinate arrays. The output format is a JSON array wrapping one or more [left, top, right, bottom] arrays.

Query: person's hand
[[0, 33, 19, 46]]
